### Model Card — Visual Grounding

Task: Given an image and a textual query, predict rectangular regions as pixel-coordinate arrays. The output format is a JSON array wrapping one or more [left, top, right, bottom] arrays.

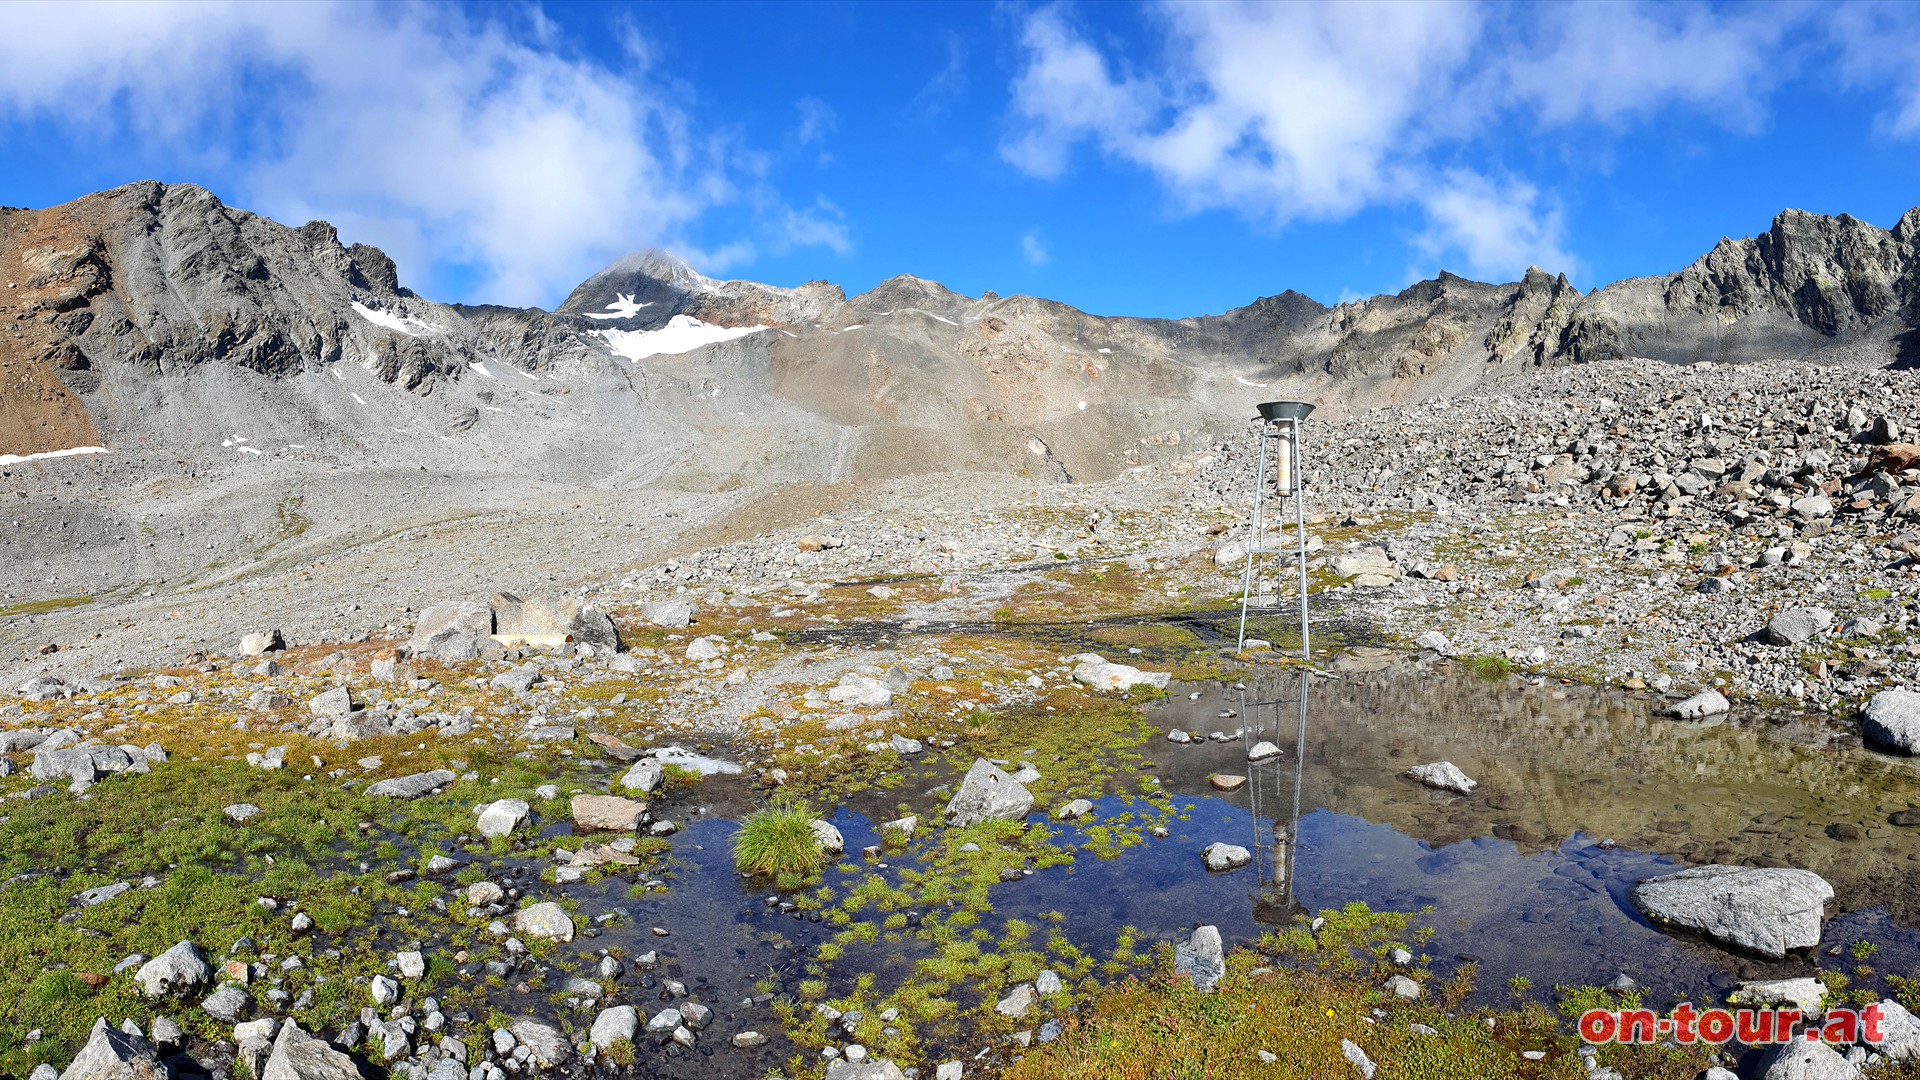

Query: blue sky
[[2, 1, 1918, 318]]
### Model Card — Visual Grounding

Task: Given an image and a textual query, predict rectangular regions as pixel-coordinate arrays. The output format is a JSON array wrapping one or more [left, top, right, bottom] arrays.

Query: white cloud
[[1505, 3, 1795, 129], [999, 0, 1855, 284], [777, 198, 852, 255], [1001, 7, 1157, 179], [1005, 2, 1479, 220], [1021, 232, 1049, 266], [1415, 172, 1578, 283], [795, 97, 837, 147], [1828, 2, 1920, 137], [908, 33, 970, 120], [0, 1, 838, 307]]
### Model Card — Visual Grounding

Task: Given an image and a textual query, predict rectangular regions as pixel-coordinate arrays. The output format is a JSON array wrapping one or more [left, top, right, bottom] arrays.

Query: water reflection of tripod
[[1243, 670, 1309, 924]]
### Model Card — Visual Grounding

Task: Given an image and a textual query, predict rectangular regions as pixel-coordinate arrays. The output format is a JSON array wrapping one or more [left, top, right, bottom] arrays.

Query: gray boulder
[[32, 745, 132, 785], [1630, 864, 1832, 958], [1332, 545, 1400, 585], [475, 799, 530, 838], [492, 592, 621, 652], [0, 728, 50, 753], [1201, 843, 1251, 871], [307, 687, 354, 718], [640, 599, 695, 628], [1874, 998, 1920, 1062], [1863, 689, 1920, 754], [1754, 1040, 1860, 1079], [200, 985, 250, 1023], [408, 601, 491, 662], [239, 630, 285, 657], [619, 760, 664, 794], [135, 941, 211, 998], [1666, 688, 1731, 720], [943, 759, 1033, 827], [1069, 653, 1170, 692], [1173, 924, 1225, 992], [56, 1019, 163, 1080], [508, 1019, 571, 1069], [365, 770, 455, 798], [1765, 607, 1834, 646], [827, 673, 892, 707], [589, 1006, 639, 1049], [514, 902, 574, 942]]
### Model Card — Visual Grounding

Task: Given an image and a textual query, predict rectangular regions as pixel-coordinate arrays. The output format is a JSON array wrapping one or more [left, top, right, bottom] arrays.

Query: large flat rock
[[1630, 864, 1832, 958]]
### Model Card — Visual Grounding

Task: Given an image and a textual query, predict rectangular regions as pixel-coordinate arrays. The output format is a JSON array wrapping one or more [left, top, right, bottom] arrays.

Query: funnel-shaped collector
[[1256, 401, 1315, 422]]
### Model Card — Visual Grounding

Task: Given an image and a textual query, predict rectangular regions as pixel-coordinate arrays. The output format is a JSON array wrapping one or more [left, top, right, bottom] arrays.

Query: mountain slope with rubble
[[2, 182, 1919, 684]]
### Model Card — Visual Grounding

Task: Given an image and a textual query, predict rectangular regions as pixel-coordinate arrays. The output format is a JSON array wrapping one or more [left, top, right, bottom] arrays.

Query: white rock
[[1666, 688, 1731, 720], [514, 902, 575, 942], [1069, 654, 1170, 693], [1405, 761, 1477, 794], [476, 799, 530, 838], [1202, 843, 1252, 871], [371, 974, 400, 1006]]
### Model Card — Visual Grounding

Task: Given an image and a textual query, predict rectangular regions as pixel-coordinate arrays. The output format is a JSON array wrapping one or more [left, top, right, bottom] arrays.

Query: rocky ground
[[8, 352, 1920, 1080]]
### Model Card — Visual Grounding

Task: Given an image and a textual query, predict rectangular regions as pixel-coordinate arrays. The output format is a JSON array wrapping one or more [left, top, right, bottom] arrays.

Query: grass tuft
[[734, 800, 826, 879]]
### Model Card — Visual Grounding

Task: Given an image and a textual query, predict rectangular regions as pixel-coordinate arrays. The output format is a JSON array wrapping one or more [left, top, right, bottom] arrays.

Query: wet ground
[[498, 654, 1920, 1075]]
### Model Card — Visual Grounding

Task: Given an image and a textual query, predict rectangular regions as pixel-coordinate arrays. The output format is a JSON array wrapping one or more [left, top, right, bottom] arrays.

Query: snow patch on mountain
[[350, 301, 436, 336], [597, 314, 769, 360], [0, 446, 107, 467], [581, 292, 653, 320]]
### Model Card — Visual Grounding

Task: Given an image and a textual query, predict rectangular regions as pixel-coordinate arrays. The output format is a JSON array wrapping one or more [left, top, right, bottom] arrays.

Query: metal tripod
[[1236, 401, 1314, 657], [1241, 670, 1310, 923]]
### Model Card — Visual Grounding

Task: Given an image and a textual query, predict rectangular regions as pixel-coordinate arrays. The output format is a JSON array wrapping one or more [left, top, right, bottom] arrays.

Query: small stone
[[1173, 925, 1225, 992], [1052, 799, 1093, 821], [1665, 688, 1731, 721], [308, 686, 354, 717], [619, 760, 664, 794], [571, 794, 649, 831], [476, 799, 530, 838], [1405, 761, 1477, 794], [1201, 843, 1252, 871], [1342, 1038, 1377, 1079], [994, 985, 1038, 1019], [1208, 774, 1247, 792], [136, 941, 212, 998], [589, 1005, 639, 1050], [514, 902, 575, 942], [201, 984, 252, 1023], [371, 975, 400, 1006]]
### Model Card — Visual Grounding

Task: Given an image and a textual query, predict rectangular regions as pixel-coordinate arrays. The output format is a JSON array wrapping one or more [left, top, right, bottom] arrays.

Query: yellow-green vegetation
[[1464, 653, 1515, 680], [0, 593, 94, 619], [1009, 903, 1721, 1080], [0, 748, 667, 1070], [753, 678, 1189, 1070], [734, 799, 828, 879]]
